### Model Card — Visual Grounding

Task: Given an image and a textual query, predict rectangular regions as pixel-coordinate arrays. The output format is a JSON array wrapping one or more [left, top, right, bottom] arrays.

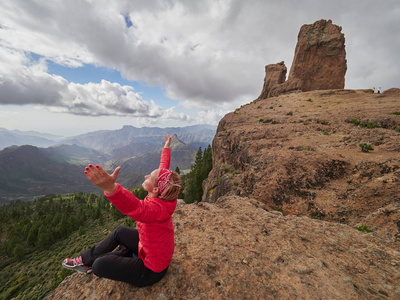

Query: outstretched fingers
[[84, 164, 120, 192]]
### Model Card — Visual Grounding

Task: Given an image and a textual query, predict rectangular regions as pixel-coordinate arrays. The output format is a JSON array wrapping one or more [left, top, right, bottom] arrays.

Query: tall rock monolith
[[258, 19, 347, 99]]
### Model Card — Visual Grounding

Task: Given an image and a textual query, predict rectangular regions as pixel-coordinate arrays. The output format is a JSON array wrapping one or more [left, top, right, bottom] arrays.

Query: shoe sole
[[62, 262, 92, 274]]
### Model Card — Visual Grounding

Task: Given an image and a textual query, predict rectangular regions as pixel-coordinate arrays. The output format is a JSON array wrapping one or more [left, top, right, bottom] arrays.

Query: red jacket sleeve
[[159, 148, 171, 170], [105, 184, 173, 223]]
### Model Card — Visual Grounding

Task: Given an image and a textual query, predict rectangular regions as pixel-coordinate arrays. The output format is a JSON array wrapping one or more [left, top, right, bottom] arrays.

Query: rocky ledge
[[46, 196, 400, 299]]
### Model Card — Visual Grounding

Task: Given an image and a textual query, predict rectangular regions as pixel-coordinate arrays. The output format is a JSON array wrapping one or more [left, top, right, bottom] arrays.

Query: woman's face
[[142, 169, 160, 192]]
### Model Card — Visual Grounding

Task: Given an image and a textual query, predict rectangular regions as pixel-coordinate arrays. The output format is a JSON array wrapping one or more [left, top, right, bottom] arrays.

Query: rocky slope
[[204, 88, 400, 244], [45, 197, 400, 299]]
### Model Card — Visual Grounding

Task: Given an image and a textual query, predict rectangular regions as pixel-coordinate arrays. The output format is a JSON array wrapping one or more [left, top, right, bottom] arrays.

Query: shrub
[[233, 181, 239, 186], [395, 126, 400, 133], [351, 119, 360, 126], [361, 122, 378, 129], [306, 98, 312, 102], [323, 131, 329, 135], [259, 118, 264, 122], [359, 143, 374, 152], [355, 225, 373, 232], [391, 111, 400, 115]]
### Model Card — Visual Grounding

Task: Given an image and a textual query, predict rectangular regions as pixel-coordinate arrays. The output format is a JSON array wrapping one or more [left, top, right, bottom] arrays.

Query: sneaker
[[62, 256, 92, 274]]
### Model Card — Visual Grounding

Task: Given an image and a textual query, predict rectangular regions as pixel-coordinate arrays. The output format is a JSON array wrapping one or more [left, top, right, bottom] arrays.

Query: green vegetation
[[391, 111, 400, 115], [183, 145, 212, 203], [396, 126, 400, 133], [259, 118, 264, 123], [306, 98, 312, 102], [323, 131, 329, 135], [355, 225, 373, 233], [361, 122, 378, 129], [359, 143, 374, 152], [350, 118, 380, 129], [233, 181, 239, 186], [0, 191, 147, 299]]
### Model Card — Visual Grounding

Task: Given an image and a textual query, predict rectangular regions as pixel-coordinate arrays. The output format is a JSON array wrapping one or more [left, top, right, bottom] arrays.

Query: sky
[[0, 0, 399, 137]]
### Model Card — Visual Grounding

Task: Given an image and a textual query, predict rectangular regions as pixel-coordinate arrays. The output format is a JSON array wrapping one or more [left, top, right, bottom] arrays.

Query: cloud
[[0, 47, 67, 106], [1, 0, 399, 117], [0, 48, 164, 117]]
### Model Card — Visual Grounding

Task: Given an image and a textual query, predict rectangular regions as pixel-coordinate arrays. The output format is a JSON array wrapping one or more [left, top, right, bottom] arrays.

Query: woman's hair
[[159, 171, 181, 201]]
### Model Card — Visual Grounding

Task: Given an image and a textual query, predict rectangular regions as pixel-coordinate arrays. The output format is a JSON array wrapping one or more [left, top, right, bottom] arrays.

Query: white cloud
[[1, 0, 400, 133]]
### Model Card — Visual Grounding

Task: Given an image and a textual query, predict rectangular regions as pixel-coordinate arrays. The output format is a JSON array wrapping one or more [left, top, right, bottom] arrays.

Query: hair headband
[[158, 169, 173, 195]]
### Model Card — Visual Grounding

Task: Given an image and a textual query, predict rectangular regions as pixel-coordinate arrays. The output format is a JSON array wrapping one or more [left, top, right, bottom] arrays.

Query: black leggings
[[81, 225, 168, 287]]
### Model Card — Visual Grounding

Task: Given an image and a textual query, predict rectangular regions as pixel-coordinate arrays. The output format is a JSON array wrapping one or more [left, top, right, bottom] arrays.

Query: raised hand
[[84, 164, 121, 195], [164, 134, 172, 148]]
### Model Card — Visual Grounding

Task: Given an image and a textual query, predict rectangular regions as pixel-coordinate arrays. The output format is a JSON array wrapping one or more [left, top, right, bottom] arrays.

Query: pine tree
[[184, 146, 213, 203], [175, 166, 180, 174], [13, 244, 25, 261]]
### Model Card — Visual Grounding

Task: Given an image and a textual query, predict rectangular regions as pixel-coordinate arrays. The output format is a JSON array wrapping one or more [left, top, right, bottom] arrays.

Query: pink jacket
[[105, 148, 177, 272]]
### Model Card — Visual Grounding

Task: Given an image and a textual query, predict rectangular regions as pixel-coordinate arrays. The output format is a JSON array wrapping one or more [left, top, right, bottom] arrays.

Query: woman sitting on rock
[[62, 135, 181, 287]]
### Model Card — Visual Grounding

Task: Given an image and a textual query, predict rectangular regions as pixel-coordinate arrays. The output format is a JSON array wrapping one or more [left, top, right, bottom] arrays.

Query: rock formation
[[258, 19, 347, 99], [45, 196, 400, 299], [203, 88, 400, 242]]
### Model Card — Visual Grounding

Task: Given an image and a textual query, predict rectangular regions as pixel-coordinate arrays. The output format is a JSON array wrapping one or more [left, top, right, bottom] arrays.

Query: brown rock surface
[[257, 61, 287, 99], [258, 19, 347, 99], [289, 19, 347, 91], [203, 88, 400, 243], [45, 196, 400, 299]]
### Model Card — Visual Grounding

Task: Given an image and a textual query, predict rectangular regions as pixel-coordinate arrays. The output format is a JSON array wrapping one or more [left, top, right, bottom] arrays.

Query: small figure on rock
[[372, 87, 375, 94], [62, 135, 181, 287]]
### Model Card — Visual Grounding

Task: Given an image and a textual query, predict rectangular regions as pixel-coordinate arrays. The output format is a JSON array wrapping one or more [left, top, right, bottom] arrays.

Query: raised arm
[[159, 135, 172, 169]]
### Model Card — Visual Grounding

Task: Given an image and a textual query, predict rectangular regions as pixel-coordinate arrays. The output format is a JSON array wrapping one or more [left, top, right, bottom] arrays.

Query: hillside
[[0, 145, 97, 203]]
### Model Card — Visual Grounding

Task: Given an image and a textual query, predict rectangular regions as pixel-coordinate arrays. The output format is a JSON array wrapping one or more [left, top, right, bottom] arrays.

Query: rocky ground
[[45, 197, 400, 300], [46, 88, 400, 299]]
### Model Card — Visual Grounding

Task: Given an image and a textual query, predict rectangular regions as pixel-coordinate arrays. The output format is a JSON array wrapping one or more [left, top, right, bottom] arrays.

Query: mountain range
[[0, 125, 215, 204]]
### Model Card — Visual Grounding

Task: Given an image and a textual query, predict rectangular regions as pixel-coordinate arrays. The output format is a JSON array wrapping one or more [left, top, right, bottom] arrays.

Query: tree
[[13, 244, 25, 261], [37, 225, 52, 250], [110, 205, 124, 221], [27, 223, 40, 247], [175, 166, 180, 174], [184, 145, 213, 203]]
